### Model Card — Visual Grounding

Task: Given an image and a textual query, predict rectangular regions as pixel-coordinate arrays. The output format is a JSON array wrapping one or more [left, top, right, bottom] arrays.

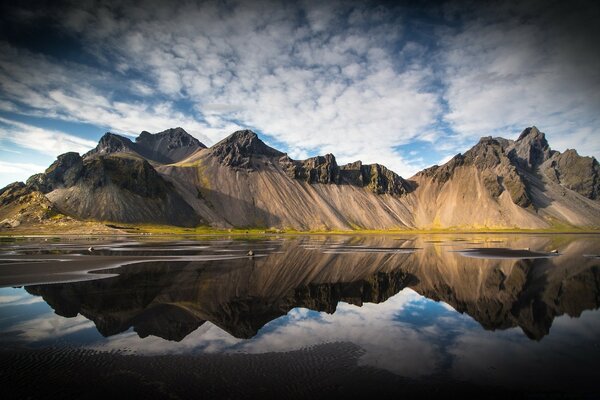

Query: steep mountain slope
[[1, 125, 599, 230], [25, 133, 203, 226], [409, 127, 600, 229], [159, 130, 415, 230]]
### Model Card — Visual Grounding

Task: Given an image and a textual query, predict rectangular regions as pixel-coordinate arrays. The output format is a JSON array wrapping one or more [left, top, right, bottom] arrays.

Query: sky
[[0, 0, 599, 188]]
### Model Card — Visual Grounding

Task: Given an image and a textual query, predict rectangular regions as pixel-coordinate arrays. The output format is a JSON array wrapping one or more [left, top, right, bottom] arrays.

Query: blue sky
[[0, 0, 599, 188]]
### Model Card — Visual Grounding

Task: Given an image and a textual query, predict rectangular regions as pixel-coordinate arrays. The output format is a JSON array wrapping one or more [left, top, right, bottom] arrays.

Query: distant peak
[[136, 127, 205, 149], [211, 129, 283, 168], [228, 129, 258, 141], [88, 132, 134, 157]]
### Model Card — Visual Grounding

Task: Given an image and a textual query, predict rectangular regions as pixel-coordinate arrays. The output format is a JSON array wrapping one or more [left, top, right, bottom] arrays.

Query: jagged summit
[[511, 126, 553, 169], [210, 129, 284, 168], [135, 127, 205, 164], [86, 128, 205, 164], [89, 132, 136, 156]]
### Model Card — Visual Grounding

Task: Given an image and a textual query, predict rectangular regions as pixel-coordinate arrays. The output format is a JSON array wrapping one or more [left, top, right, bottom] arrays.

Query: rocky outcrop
[[27, 152, 84, 193], [280, 154, 412, 195], [0, 181, 62, 228], [23, 150, 200, 226], [339, 161, 412, 195], [280, 154, 340, 184], [541, 149, 600, 200], [86, 132, 137, 158]]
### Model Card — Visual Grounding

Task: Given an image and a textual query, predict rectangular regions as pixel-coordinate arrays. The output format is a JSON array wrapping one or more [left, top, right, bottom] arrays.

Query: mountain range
[[1, 126, 600, 231]]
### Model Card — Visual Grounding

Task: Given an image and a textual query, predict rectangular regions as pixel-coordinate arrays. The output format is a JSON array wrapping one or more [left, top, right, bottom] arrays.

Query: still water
[[1, 234, 599, 398]]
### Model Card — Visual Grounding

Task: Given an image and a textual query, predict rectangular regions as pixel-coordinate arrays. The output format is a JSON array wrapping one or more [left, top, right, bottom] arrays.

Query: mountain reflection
[[25, 236, 600, 342]]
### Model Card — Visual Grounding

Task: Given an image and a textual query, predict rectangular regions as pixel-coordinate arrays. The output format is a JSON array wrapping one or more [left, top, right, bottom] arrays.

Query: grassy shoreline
[[2, 222, 600, 237]]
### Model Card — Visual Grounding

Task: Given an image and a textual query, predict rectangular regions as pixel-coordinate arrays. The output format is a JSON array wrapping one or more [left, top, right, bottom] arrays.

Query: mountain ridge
[[2, 125, 600, 231]]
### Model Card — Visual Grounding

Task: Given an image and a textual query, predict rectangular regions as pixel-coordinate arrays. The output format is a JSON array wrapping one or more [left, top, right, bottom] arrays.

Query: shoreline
[[2, 226, 600, 238]]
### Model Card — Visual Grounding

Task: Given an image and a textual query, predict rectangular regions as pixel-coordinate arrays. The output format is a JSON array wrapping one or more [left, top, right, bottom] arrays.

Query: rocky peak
[[84, 132, 137, 160], [510, 126, 553, 169], [210, 130, 284, 169], [133, 127, 206, 164], [136, 127, 205, 150], [90, 132, 136, 156]]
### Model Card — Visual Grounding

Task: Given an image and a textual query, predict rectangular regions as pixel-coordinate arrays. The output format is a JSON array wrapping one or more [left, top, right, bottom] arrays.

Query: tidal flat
[[1, 234, 599, 399]]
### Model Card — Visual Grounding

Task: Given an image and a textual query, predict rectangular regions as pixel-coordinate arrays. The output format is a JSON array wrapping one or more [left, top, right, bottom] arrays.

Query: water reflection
[[1, 235, 599, 394], [1, 235, 597, 342]]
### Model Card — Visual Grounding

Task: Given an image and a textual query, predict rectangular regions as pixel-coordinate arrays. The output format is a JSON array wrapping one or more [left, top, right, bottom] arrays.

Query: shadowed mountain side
[[24, 236, 600, 341], [43, 154, 200, 226]]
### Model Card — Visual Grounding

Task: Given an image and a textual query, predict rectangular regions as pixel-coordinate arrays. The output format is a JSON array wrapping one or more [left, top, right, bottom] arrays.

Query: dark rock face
[[26, 152, 167, 199], [280, 154, 340, 184], [542, 149, 600, 200], [27, 152, 84, 193], [341, 162, 412, 195], [81, 156, 170, 199], [415, 136, 533, 207], [210, 130, 284, 169], [415, 155, 465, 184], [280, 155, 412, 195], [21, 150, 200, 226]]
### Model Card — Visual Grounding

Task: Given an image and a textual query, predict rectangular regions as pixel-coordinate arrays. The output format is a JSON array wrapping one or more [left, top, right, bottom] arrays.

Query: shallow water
[[1, 234, 599, 398]]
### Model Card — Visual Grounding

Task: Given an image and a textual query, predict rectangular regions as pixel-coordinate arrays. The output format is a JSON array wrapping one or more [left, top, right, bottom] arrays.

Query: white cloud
[[439, 2, 600, 156], [0, 117, 97, 156], [0, 160, 46, 175]]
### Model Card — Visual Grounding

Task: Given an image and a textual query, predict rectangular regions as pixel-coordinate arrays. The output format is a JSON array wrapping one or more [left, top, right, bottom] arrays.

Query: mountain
[[1, 126, 600, 231], [86, 127, 206, 164], [410, 127, 600, 229]]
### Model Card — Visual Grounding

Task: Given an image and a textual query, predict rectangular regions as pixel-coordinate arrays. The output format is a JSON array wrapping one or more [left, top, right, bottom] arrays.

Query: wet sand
[[0, 343, 579, 400], [0, 253, 258, 287]]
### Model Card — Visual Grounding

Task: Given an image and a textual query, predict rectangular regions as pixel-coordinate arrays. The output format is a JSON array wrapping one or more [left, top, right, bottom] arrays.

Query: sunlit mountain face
[[1, 234, 599, 397]]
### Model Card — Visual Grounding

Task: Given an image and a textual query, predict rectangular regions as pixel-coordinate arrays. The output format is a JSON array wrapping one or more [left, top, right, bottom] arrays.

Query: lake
[[1, 234, 599, 399]]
